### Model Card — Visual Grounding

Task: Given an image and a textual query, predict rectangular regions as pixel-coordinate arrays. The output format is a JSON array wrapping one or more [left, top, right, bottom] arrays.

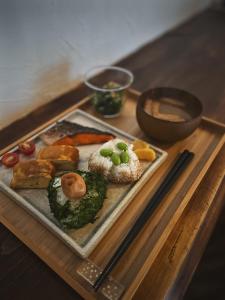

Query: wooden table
[[1, 7, 225, 300]]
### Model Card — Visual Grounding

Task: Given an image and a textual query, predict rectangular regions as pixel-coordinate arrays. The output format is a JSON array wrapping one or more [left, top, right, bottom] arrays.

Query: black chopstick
[[93, 149, 194, 291]]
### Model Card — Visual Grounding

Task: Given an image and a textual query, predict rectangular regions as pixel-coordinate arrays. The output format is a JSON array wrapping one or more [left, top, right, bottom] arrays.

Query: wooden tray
[[0, 89, 224, 300]]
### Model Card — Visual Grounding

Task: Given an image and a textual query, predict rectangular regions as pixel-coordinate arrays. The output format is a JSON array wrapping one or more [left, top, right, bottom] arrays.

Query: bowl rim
[[84, 65, 134, 92], [137, 87, 203, 125]]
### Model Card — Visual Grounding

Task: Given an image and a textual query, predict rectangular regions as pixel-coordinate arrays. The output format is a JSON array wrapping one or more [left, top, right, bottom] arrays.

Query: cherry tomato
[[19, 141, 35, 155], [1, 152, 19, 168]]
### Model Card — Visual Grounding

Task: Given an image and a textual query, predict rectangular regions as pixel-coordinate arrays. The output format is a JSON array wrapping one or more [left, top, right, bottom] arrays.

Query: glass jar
[[84, 66, 134, 118]]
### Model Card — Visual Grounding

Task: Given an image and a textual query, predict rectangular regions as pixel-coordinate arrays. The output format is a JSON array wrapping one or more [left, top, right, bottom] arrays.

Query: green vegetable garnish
[[100, 148, 113, 157], [111, 153, 121, 165], [92, 82, 123, 116], [120, 151, 130, 163], [48, 171, 107, 230], [116, 142, 128, 151]]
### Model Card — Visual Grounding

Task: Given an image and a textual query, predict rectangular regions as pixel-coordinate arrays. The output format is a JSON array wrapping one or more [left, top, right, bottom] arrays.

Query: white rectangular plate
[[0, 109, 167, 257]]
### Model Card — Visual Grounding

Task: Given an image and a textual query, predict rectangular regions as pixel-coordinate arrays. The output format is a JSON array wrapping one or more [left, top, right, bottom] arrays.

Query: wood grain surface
[[133, 144, 225, 300], [1, 6, 225, 300], [1, 90, 224, 300]]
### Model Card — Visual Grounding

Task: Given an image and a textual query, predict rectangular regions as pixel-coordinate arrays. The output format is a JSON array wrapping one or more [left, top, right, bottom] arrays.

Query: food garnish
[[132, 139, 149, 151], [116, 142, 128, 151], [61, 173, 86, 200], [19, 141, 35, 155], [88, 139, 142, 183], [134, 148, 156, 161], [40, 120, 115, 146], [120, 151, 129, 163], [100, 148, 113, 157], [1, 152, 19, 168], [111, 153, 121, 166], [92, 82, 123, 117], [132, 139, 156, 162], [48, 171, 107, 229], [100, 142, 130, 166]]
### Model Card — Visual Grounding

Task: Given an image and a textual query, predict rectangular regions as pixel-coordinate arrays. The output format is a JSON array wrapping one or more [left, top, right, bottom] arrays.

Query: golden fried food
[[38, 145, 79, 170], [11, 160, 55, 189]]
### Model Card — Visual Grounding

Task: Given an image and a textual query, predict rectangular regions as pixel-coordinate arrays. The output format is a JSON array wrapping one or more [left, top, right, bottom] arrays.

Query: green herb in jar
[[92, 82, 124, 116]]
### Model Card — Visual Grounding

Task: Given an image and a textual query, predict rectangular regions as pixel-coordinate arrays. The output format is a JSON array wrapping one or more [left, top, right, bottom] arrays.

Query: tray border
[[0, 89, 225, 299], [0, 108, 167, 258], [123, 131, 225, 299]]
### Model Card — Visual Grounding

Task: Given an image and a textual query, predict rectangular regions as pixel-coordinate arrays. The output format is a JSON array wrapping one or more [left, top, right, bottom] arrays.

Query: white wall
[[0, 0, 210, 128]]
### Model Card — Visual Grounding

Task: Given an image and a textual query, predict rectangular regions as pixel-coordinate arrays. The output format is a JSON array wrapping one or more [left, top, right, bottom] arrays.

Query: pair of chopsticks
[[93, 149, 194, 291]]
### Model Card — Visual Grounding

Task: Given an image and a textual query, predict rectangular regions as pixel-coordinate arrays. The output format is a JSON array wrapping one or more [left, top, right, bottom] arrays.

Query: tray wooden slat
[[132, 145, 225, 300], [0, 89, 224, 300]]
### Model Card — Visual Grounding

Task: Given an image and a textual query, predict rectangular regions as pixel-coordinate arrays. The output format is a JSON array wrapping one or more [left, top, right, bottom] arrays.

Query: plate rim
[[0, 109, 167, 257]]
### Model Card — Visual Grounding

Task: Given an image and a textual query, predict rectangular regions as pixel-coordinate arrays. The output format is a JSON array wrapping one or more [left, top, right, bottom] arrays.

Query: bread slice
[[37, 145, 79, 170], [11, 160, 55, 189]]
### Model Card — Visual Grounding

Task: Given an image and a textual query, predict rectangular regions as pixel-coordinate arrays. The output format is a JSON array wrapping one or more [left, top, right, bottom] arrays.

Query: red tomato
[[19, 141, 35, 155], [1, 152, 19, 168]]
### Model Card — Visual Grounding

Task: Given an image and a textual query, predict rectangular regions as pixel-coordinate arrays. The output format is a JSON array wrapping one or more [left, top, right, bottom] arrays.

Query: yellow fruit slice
[[135, 148, 156, 161], [132, 139, 149, 151]]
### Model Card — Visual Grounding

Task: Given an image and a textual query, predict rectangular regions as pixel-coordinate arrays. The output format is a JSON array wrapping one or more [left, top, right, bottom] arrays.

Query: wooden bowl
[[136, 87, 203, 143]]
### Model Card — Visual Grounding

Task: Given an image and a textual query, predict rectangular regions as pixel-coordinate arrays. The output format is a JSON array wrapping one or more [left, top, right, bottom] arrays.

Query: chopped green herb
[[92, 82, 124, 116], [48, 171, 107, 230]]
